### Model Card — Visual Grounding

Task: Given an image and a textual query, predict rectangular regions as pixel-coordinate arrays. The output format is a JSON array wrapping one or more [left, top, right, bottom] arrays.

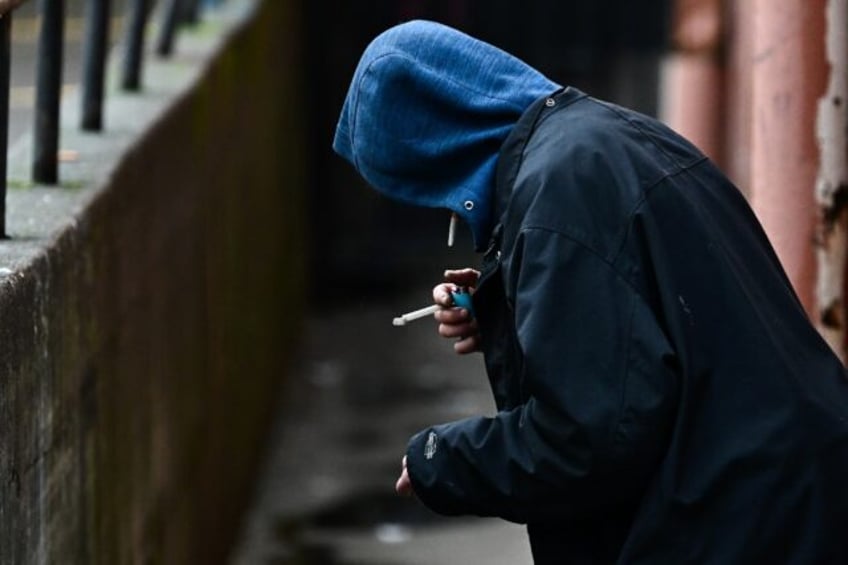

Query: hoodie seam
[[349, 49, 532, 171], [375, 51, 550, 109], [352, 53, 552, 162]]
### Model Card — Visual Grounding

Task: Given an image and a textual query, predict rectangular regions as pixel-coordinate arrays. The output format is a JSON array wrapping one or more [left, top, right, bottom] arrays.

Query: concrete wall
[[0, 0, 305, 562]]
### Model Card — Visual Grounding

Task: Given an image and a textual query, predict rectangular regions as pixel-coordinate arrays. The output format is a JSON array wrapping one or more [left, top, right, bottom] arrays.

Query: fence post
[[122, 0, 150, 91], [81, 0, 112, 131], [0, 13, 11, 237], [183, 0, 199, 24], [156, 0, 182, 57], [33, 0, 65, 185]]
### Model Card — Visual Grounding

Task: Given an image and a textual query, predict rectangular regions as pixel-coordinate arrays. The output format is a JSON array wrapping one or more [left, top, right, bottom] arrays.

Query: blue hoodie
[[333, 20, 560, 250]]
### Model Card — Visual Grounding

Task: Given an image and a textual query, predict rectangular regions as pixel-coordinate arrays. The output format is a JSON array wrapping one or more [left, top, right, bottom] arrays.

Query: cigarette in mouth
[[392, 304, 442, 326]]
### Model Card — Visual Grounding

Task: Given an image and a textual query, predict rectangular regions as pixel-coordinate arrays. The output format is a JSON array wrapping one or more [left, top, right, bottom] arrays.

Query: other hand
[[396, 456, 413, 496]]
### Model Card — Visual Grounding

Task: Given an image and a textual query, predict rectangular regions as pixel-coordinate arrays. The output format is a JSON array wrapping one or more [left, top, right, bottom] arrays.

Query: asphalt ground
[[229, 286, 534, 565]]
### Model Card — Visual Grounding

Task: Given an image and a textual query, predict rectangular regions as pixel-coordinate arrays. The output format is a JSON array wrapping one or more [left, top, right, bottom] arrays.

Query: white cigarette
[[447, 212, 457, 247], [392, 304, 441, 326]]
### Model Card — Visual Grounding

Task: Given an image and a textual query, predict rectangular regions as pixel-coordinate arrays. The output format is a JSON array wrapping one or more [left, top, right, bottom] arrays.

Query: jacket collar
[[489, 87, 589, 249]]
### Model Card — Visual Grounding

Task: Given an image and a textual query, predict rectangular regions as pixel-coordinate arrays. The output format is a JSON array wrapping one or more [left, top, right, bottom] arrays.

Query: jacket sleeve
[[406, 228, 679, 523]]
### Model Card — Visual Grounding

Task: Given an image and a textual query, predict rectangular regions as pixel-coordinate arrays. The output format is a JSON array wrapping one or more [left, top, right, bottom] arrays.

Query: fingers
[[444, 268, 480, 289], [396, 471, 412, 496], [432, 283, 455, 307], [396, 456, 413, 496], [434, 306, 472, 326], [433, 268, 480, 306], [437, 314, 480, 354], [436, 315, 476, 339], [453, 334, 480, 355]]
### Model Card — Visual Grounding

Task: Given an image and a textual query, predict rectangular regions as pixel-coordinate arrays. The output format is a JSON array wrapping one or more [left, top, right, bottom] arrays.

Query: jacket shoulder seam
[[516, 225, 645, 300], [584, 97, 708, 172], [609, 163, 710, 265]]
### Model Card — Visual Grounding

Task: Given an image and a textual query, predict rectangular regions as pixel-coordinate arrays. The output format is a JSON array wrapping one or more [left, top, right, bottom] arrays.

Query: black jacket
[[406, 88, 848, 564]]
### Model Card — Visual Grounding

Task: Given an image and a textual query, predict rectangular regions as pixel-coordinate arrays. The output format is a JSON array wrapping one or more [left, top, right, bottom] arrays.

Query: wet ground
[[228, 286, 533, 565]]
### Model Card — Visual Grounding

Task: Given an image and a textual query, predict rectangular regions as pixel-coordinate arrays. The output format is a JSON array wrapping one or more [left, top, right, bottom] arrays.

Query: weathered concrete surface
[[0, 0, 305, 563]]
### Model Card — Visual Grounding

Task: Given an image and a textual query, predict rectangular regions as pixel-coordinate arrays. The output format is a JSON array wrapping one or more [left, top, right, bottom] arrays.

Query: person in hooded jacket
[[332, 20, 848, 565]]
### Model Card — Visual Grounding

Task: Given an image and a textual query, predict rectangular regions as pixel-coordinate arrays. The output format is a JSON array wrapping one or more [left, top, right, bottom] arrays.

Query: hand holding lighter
[[392, 288, 474, 326]]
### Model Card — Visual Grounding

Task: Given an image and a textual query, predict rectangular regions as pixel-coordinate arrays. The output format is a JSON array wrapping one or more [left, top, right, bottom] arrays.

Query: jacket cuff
[[405, 426, 464, 517]]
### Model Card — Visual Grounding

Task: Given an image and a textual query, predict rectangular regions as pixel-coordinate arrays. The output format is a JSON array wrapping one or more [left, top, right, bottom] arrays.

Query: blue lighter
[[392, 288, 474, 326]]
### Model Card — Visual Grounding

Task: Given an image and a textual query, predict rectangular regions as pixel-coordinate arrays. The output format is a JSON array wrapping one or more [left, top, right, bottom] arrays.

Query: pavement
[[228, 285, 534, 565]]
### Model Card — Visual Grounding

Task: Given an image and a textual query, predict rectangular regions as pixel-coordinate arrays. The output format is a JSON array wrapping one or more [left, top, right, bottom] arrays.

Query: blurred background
[[0, 0, 844, 563]]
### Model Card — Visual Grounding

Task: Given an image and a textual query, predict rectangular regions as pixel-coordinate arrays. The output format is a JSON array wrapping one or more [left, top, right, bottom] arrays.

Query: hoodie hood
[[333, 20, 560, 250]]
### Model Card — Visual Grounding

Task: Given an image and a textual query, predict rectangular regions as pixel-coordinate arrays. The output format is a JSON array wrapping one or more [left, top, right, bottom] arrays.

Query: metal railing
[[0, 0, 213, 237]]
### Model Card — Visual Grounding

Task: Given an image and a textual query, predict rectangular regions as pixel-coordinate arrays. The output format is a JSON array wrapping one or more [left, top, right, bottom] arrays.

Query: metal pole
[[32, 0, 65, 185], [815, 0, 848, 359], [156, 0, 182, 57], [749, 0, 827, 314], [724, 0, 754, 191], [182, 0, 199, 25], [81, 0, 112, 131], [659, 0, 724, 164], [122, 0, 149, 91], [0, 13, 11, 237]]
